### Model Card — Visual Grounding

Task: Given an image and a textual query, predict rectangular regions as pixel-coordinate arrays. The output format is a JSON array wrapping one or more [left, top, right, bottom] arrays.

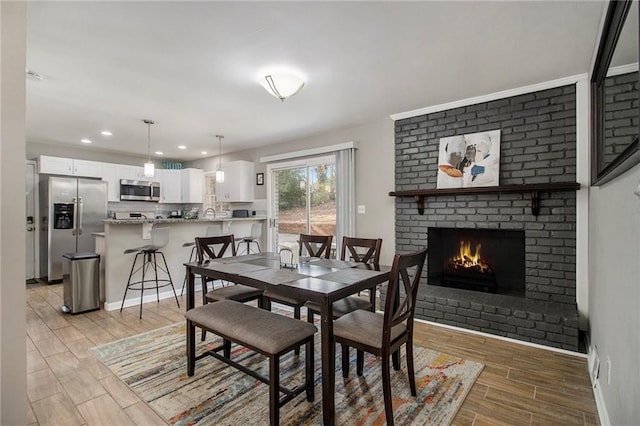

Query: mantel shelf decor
[[389, 182, 581, 216]]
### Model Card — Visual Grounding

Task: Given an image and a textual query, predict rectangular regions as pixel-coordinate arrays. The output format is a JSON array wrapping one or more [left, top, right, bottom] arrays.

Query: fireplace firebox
[[428, 227, 525, 297]]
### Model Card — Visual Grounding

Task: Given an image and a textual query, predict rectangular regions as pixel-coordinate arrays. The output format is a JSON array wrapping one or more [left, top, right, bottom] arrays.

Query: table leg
[[369, 284, 376, 312], [320, 298, 335, 425], [187, 267, 195, 311]]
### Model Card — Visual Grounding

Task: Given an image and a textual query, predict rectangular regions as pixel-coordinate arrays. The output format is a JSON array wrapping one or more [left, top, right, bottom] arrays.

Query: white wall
[[588, 164, 640, 425], [0, 1, 27, 423], [188, 119, 397, 264]]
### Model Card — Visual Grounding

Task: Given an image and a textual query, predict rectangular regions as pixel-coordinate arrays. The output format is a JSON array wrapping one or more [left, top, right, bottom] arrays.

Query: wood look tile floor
[[26, 282, 599, 425]]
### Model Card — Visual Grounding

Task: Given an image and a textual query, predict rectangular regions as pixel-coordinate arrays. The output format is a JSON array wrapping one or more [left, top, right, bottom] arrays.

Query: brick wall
[[604, 71, 639, 164], [393, 84, 580, 351]]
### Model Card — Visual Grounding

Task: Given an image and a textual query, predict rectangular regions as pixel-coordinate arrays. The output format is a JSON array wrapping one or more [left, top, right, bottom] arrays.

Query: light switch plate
[[357, 205, 366, 214]]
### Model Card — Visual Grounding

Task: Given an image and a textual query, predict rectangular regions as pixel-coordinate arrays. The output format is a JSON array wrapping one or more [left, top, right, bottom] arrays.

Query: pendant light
[[143, 119, 155, 178], [215, 134, 225, 183]]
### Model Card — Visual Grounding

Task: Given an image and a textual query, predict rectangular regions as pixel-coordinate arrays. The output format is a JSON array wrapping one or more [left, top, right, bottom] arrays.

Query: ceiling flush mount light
[[215, 134, 225, 183], [155, 151, 164, 155], [178, 145, 187, 150], [260, 73, 305, 101], [80, 139, 92, 144], [100, 130, 112, 136], [143, 119, 155, 178]]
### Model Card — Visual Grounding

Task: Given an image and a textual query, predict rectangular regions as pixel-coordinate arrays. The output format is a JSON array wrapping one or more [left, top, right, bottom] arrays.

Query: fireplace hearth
[[428, 227, 525, 297]]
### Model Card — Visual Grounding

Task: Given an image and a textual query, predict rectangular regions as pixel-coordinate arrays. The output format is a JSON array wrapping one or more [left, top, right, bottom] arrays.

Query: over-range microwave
[[119, 179, 160, 201]]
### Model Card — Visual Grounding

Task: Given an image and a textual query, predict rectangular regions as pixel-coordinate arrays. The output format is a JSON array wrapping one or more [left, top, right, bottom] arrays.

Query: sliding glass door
[[267, 155, 336, 251]]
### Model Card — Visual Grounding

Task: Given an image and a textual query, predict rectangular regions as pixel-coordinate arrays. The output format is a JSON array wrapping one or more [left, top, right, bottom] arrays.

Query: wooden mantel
[[389, 182, 581, 215]]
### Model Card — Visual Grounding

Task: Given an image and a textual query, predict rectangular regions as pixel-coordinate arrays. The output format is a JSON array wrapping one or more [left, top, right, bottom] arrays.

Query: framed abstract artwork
[[436, 130, 501, 189]]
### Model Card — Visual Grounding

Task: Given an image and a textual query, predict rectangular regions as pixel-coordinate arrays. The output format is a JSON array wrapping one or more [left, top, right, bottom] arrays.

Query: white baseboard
[[587, 341, 611, 426]]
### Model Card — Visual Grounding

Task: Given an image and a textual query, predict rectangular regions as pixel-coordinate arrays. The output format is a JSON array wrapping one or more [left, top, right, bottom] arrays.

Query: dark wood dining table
[[184, 252, 390, 426]]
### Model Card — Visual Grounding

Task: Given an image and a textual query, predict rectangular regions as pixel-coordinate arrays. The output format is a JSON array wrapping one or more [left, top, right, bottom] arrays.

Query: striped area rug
[[90, 322, 483, 425]]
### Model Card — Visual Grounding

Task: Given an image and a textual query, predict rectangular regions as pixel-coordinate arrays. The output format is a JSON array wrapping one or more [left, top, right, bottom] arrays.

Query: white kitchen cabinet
[[39, 156, 103, 178], [116, 164, 144, 181], [159, 169, 182, 203], [181, 168, 204, 203], [73, 159, 102, 178], [38, 156, 74, 175], [101, 163, 119, 202], [215, 161, 254, 202]]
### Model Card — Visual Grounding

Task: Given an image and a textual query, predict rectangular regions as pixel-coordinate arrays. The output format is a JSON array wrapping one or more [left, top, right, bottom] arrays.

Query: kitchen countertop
[[102, 216, 267, 225]]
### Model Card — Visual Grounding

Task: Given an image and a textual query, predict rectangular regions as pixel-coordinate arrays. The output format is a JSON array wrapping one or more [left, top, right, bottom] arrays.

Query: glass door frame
[[266, 154, 336, 253]]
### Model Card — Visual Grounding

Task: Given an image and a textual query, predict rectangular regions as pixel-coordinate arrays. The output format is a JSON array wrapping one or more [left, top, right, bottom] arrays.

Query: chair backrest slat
[[340, 236, 382, 266], [299, 234, 333, 258], [195, 235, 236, 262], [383, 248, 428, 341]]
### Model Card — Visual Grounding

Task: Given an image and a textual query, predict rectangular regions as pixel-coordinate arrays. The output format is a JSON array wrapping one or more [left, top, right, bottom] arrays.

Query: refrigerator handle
[[78, 197, 83, 235], [72, 197, 77, 236]]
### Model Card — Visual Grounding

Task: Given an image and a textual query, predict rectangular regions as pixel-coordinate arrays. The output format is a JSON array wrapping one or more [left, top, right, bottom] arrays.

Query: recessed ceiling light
[[81, 139, 92, 144], [100, 130, 112, 136], [177, 145, 187, 150], [155, 151, 164, 155], [201, 151, 207, 155]]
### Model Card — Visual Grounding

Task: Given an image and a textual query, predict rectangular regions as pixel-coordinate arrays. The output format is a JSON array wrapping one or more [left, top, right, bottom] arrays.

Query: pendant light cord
[[216, 134, 224, 170], [144, 119, 154, 162]]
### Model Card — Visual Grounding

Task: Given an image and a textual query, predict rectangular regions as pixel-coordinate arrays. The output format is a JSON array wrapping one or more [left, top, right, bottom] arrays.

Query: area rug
[[90, 323, 483, 425]]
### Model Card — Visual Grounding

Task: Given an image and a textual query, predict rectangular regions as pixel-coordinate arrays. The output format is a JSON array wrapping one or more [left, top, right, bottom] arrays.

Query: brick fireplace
[[392, 84, 580, 351]]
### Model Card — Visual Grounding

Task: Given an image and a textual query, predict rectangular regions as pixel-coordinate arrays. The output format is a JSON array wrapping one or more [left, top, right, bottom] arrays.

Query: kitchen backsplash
[[108, 201, 196, 219], [108, 199, 267, 219]]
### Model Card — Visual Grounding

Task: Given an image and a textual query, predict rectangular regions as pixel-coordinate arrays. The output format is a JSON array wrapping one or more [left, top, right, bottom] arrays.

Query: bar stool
[[120, 227, 180, 319], [180, 225, 222, 296], [180, 241, 197, 297], [236, 223, 262, 255]]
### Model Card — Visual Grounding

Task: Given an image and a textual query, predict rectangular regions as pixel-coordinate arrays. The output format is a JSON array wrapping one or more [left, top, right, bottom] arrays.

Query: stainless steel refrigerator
[[39, 176, 107, 283]]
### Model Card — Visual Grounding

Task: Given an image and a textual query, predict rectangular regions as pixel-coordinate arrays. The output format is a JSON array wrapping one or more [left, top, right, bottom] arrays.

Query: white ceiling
[[26, 1, 606, 161]]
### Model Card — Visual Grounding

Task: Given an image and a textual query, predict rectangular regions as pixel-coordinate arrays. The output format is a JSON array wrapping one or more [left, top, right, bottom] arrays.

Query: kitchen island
[[101, 216, 266, 310]]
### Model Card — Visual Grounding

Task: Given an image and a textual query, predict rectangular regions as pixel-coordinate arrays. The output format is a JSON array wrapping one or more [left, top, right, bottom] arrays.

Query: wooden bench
[[185, 300, 317, 425]]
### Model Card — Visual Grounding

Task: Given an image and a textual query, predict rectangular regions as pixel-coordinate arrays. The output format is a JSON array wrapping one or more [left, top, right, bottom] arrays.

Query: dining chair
[[263, 233, 333, 353], [305, 236, 383, 323], [333, 247, 428, 426], [195, 234, 264, 341], [180, 225, 223, 296], [299, 233, 333, 258]]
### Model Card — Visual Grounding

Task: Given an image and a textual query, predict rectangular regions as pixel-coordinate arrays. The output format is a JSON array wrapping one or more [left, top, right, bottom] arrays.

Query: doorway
[[267, 155, 336, 251], [26, 161, 38, 283]]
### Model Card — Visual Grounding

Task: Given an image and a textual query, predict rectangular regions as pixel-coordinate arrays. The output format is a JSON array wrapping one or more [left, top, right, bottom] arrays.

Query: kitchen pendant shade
[[215, 169, 225, 183], [143, 161, 155, 178], [215, 134, 225, 183]]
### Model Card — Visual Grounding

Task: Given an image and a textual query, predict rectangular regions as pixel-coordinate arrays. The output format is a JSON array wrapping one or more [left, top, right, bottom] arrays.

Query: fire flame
[[448, 240, 492, 273]]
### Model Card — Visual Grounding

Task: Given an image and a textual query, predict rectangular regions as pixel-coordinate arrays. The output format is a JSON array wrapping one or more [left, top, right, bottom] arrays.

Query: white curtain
[[335, 147, 356, 246]]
